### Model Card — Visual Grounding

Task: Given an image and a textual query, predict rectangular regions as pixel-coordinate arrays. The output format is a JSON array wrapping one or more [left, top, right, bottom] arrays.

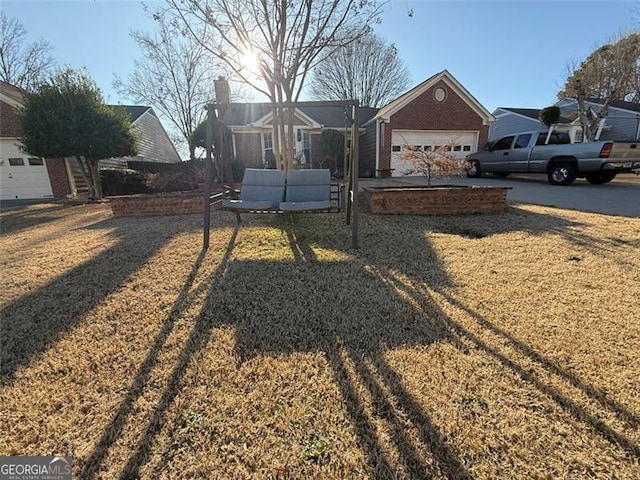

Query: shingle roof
[[500, 107, 573, 124], [500, 107, 541, 120], [110, 105, 153, 123], [586, 97, 640, 113], [223, 103, 379, 128], [0, 81, 24, 105]]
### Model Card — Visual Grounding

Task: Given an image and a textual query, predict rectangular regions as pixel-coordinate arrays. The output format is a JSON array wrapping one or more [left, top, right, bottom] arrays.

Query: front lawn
[[1, 203, 638, 479]]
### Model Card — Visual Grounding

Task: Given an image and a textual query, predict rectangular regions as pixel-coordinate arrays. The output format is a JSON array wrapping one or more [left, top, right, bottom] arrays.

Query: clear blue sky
[[3, 0, 638, 113]]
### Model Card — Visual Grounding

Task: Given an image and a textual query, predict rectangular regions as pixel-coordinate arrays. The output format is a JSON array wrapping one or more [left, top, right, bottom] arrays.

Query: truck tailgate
[[609, 141, 640, 161]]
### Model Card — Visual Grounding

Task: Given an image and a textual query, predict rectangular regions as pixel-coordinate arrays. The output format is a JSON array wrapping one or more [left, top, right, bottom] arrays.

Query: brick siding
[[365, 186, 509, 215], [380, 79, 490, 172], [109, 192, 205, 216], [234, 132, 263, 168], [0, 100, 22, 137], [45, 158, 72, 198]]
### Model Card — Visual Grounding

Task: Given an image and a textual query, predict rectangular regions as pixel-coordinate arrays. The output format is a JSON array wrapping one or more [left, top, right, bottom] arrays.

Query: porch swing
[[202, 97, 362, 249]]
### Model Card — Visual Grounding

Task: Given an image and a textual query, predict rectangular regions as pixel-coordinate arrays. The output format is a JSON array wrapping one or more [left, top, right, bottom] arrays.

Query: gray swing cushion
[[280, 169, 332, 212], [221, 168, 286, 211]]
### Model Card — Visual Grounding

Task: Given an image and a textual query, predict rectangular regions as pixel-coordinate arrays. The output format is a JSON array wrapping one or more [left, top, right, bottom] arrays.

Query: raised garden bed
[[108, 191, 205, 217], [364, 185, 510, 215]]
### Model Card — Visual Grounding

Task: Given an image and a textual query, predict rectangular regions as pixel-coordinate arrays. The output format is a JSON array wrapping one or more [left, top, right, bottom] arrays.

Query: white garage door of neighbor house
[[0, 141, 53, 200], [390, 130, 478, 176]]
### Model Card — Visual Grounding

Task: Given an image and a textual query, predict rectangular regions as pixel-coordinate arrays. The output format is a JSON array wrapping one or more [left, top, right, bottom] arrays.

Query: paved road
[[397, 173, 640, 217]]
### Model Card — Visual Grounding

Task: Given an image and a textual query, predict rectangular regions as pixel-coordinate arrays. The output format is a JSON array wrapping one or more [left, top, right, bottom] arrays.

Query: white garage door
[[390, 130, 478, 176], [0, 141, 53, 200]]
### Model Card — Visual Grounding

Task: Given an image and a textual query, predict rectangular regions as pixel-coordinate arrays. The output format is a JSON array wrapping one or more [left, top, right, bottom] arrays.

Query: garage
[[0, 141, 53, 200], [390, 129, 478, 176]]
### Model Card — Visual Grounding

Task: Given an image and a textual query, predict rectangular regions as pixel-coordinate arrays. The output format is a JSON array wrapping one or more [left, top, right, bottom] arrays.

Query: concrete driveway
[[0, 198, 56, 213], [394, 173, 640, 217]]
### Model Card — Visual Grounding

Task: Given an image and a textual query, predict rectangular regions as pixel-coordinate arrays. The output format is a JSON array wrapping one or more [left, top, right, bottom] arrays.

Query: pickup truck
[[465, 131, 640, 185]]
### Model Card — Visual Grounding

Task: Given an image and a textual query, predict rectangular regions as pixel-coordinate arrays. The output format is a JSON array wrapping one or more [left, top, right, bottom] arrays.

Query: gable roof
[[253, 107, 322, 128], [373, 70, 494, 125], [223, 103, 379, 129], [110, 105, 153, 123], [585, 97, 640, 113], [498, 107, 541, 120], [0, 81, 24, 107], [496, 106, 573, 125]]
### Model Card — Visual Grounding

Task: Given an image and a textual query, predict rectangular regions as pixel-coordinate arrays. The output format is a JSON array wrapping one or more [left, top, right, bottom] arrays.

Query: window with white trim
[[263, 131, 274, 168], [302, 132, 310, 162]]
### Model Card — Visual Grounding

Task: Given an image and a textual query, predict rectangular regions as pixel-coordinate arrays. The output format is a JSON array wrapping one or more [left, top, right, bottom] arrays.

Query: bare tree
[[163, 0, 385, 169], [558, 31, 640, 140], [0, 12, 55, 91], [309, 32, 410, 108], [113, 17, 219, 161]]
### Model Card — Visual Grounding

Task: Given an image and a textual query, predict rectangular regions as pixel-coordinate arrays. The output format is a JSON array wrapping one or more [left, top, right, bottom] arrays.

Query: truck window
[[514, 133, 532, 149], [536, 132, 572, 145], [492, 136, 514, 151]]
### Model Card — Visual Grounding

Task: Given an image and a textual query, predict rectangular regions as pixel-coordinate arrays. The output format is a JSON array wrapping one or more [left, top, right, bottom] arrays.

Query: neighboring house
[[491, 108, 554, 140], [0, 81, 61, 200], [491, 98, 640, 143], [224, 70, 493, 178], [66, 105, 182, 195], [100, 106, 182, 167], [0, 80, 181, 199]]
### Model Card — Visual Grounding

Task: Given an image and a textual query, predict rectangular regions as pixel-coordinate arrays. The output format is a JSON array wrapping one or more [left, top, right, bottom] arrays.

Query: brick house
[[0, 81, 69, 199], [224, 70, 493, 178], [0, 80, 180, 200], [361, 70, 493, 177]]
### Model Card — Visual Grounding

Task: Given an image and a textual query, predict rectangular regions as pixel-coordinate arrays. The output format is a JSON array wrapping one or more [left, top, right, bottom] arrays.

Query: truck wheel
[[466, 161, 482, 178], [548, 162, 577, 186], [585, 172, 617, 184], [494, 172, 510, 178]]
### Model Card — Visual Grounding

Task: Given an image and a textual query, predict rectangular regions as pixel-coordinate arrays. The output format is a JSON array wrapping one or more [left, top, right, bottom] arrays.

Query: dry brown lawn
[[0, 201, 639, 479]]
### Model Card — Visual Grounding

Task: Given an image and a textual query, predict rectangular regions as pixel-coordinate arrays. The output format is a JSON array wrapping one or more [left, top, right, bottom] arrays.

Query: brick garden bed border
[[364, 185, 510, 215], [108, 191, 205, 217]]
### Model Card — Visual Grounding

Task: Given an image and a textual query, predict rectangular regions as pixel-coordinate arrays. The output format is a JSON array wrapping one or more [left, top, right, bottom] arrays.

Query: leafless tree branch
[[0, 12, 55, 91]]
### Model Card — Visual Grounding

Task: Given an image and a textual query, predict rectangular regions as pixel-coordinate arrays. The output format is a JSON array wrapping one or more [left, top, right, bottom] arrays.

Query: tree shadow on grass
[[433, 287, 640, 456], [89, 207, 638, 478], [0, 204, 70, 236], [359, 209, 640, 459], [79, 226, 239, 479], [113, 214, 472, 479], [0, 214, 201, 381]]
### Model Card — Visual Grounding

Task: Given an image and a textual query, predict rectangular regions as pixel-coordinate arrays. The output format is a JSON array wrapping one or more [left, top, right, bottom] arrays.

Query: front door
[[294, 128, 310, 166]]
